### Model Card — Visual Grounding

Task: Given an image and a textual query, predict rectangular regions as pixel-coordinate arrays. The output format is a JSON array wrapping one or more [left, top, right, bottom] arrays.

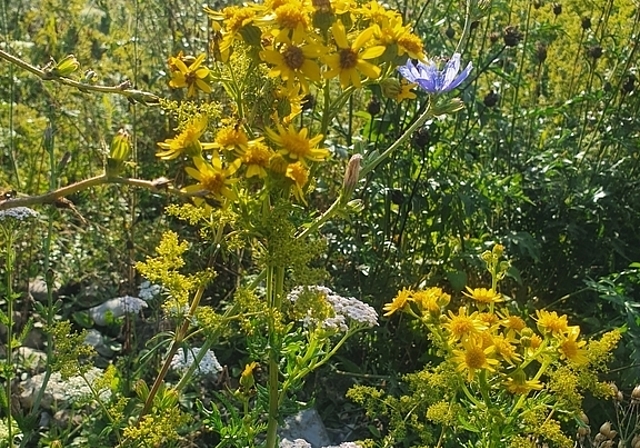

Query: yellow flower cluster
[[383, 285, 594, 393], [205, 0, 425, 93]]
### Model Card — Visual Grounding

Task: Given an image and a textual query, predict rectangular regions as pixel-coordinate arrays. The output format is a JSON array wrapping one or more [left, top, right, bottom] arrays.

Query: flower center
[[465, 346, 486, 369], [281, 133, 310, 157], [275, 5, 308, 29], [202, 173, 225, 193], [339, 48, 358, 70], [283, 45, 305, 70], [450, 317, 474, 335]]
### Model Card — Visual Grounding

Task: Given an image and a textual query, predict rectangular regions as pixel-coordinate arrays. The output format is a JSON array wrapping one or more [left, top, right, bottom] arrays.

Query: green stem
[[265, 264, 280, 448], [0, 49, 159, 104], [359, 100, 433, 178], [4, 229, 15, 448]]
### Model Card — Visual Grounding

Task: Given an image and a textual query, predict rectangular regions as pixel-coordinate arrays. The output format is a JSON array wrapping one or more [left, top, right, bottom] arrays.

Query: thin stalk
[[3, 229, 15, 448], [265, 264, 279, 448], [0, 49, 159, 104]]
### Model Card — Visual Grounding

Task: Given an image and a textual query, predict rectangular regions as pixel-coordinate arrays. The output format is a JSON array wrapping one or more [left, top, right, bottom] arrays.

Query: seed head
[[552, 3, 562, 15], [588, 45, 603, 60], [483, 90, 500, 107], [503, 26, 522, 48], [581, 17, 592, 30], [536, 42, 548, 63]]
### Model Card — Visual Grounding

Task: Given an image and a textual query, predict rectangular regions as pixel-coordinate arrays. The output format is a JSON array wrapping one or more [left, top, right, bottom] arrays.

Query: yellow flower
[[504, 370, 543, 394], [383, 287, 413, 317], [156, 115, 214, 160], [285, 161, 310, 203], [260, 34, 324, 93], [452, 336, 499, 381], [184, 155, 241, 202], [265, 122, 328, 163], [241, 140, 273, 178], [272, 1, 312, 42], [168, 53, 212, 98], [558, 326, 588, 365], [214, 123, 250, 153], [396, 80, 417, 101], [371, 15, 425, 60], [535, 310, 569, 336], [323, 21, 385, 89], [413, 287, 449, 314], [498, 310, 527, 334], [463, 287, 503, 305], [443, 307, 488, 342], [492, 333, 521, 366], [477, 312, 500, 327]]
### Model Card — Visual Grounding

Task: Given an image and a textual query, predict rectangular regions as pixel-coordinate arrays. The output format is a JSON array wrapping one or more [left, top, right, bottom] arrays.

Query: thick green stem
[[265, 265, 280, 448]]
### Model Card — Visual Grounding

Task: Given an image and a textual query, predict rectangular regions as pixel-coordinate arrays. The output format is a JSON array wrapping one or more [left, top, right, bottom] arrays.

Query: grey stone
[[28, 277, 58, 302], [84, 329, 115, 358], [279, 409, 331, 448]]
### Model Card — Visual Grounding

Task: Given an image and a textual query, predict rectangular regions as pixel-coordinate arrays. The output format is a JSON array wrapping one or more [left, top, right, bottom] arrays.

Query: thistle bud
[[341, 154, 362, 203], [581, 17, 592, 30], [588, 46, 603, 60], [54, 54, 80, 77], [552, 3, 562, 16]]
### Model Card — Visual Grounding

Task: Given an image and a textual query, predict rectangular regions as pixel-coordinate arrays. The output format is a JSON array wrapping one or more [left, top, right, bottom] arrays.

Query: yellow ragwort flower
[[323, 21, 385, 89], [156, 115, 214, 160], [463, 286, 503, 305], [285, 161, 310, 203], [452, 336, 499, 381], [413, 287, 450, 314], [168, 54, 212, 98], [443, 307, 488, 342], [491, 333, 521, 366], [265, 122, 328, 163], [184, 155, 241, 202], [241, 140, 274, 178], [558, 326, 588, 365], [504, 370, 543, 395], [498, 309, 527, 334], [260, 34, 324, 93], [214, 123, 250, 153], [383, 287, 413, 317], [535, 310, 569, 336], [372, 15, 425, 60], [272, 1, 312, 42]]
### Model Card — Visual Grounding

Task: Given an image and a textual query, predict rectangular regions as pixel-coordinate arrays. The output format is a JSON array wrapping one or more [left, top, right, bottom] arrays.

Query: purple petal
[[444, 61, 473, 92], [442, 53, 462, 89], [398, 62, 418, 83]]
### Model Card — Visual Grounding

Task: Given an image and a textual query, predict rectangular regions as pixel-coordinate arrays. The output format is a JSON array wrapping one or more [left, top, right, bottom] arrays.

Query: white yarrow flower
[[170, 347, 222, 377], [0, 207, 38, 222], [287, 286, 378, 332]]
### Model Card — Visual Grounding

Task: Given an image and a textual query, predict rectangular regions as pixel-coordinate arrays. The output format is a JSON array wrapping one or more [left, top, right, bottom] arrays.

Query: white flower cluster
[[287, 286, 378, 332], [0, 206, 38, 222], [138, 280, 163, 301], [170, 347, 222, 377], [280, 440, 361, 448], [48, 367, 111, 403]]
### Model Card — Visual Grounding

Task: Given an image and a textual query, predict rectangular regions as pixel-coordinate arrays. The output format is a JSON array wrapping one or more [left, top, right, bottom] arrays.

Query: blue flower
[[398, 53, 472, 94]]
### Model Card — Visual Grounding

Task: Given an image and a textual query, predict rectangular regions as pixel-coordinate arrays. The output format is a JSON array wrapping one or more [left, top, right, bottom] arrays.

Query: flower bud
[[609, 382, 619, 395], [580, 412, 589, 425], [552, 3, 562, 16], [107, 128, 131, 176], [632, 384, 640, 402], [380, 78, 402, 100], [577, 426, 589, 437], [54, 54, 80, 77], [269, 153, 288, 175], [239, 24, 262, 47], [588, 46, 603, 60], [599, 421, 612, 437], [581, 17, 592, 30], [632, 434, 640, 448], [535, 42, 548, 63], [617, 391, 623, 401], [341, 154, 362, 203], [445, 26, 455, 39], [367, 97, 381, 116]]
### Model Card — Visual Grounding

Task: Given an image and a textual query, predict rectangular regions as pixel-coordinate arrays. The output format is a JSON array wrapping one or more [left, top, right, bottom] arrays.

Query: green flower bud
[[54, 54, 80, 77], [340, 154, 362, 203], [239, 25, 263, 47], [107, 128, 131, 176], [380, 78, 402, 100]]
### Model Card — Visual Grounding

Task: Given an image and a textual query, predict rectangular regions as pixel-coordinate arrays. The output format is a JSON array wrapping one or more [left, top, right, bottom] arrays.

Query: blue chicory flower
[[398, 53, 473, 94]]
